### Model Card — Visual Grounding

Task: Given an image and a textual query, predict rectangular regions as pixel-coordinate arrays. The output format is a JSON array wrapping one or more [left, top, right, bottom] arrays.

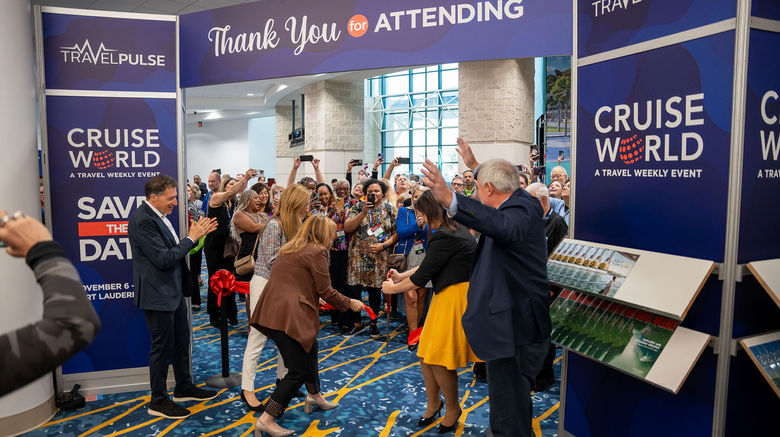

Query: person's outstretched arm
[[0, 215, 101, 396]]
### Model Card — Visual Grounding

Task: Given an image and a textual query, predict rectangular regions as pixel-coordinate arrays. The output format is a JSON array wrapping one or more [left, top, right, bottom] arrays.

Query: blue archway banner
[[179, 0, 572, 88]]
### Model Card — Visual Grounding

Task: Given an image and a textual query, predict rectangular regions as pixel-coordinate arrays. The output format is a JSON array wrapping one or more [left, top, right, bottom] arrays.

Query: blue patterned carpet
[[24, 273, 560, 436]]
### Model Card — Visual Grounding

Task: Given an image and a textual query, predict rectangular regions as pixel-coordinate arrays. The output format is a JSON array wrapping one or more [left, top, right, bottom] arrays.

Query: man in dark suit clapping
[[129, 175, 219, 419], [420, 138, 551, 437]]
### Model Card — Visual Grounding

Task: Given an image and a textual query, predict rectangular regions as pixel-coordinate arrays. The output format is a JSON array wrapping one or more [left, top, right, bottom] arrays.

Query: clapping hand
[[189, 216, 218, 241]]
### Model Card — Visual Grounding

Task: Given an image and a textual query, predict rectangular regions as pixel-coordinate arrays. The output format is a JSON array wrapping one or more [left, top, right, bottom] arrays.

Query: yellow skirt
[[417, 282, 481, 370]]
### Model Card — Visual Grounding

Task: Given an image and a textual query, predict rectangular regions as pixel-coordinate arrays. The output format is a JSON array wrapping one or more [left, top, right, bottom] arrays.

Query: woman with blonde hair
[[240, 184, 310, 412], [229, 190, 269, 305], [251, 215, 364, 436]]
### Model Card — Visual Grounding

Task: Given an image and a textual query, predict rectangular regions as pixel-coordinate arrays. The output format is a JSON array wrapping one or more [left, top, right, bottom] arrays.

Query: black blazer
[[453, 189, 552, 361], [410, 225, 476, 293], [128, 202, 194, 311]]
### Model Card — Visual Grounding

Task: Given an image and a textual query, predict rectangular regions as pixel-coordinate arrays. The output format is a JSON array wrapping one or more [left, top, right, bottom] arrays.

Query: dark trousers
[[329, 250, 348, 327], [143, 298, 195, 403], [345, 285, 381, 325], [261, 327, 319, 418], [486, 339, 550, 437], [189, 249, 203, 307]]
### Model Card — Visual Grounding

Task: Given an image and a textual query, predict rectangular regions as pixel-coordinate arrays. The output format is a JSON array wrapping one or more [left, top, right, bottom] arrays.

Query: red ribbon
[[209, 269, 249, 307], [319, 302, 377, 321]]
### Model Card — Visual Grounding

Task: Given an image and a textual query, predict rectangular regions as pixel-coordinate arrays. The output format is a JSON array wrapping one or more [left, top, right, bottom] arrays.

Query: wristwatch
[[382, 242, 387, 249]]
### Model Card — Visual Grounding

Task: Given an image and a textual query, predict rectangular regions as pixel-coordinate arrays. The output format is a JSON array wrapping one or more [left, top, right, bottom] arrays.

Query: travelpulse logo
[[59, 39, 166, 66], [592, 93, 705, 178], [592, 0, 644, 18]]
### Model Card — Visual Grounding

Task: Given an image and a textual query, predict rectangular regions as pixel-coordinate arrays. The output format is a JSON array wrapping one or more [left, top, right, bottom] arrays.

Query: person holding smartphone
[[343, 179, 399, 338]]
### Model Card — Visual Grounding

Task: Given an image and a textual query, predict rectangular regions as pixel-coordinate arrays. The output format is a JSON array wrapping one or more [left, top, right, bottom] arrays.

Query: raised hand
[[420, 159, 454, 208], [456, 137, 479, 169], [0, 211, 52, 258]]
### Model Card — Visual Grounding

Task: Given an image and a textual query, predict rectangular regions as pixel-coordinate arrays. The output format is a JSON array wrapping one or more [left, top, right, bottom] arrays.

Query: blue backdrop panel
[[738, 28, 780, 263], [752, 0, 780, 21], [574, 31, 734, 261], [578, 0, 736, 58], [564, 351, 717, 437], [45, 95, 179, 374], [42, 13, 175, 92], [179, 0, 572, 87]]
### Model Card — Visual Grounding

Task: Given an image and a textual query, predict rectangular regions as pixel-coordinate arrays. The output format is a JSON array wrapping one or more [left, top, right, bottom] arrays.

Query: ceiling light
[[276, 84, 288, 92], [247, 111, 259, 115], [205, 112, 222, 120], [247, 93, 255, 96]]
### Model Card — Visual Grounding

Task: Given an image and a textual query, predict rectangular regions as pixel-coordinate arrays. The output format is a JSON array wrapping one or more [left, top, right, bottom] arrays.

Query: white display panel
[[747, 259, 780, 309]]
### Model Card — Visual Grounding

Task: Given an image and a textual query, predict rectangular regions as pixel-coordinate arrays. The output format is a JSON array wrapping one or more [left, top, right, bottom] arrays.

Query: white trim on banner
[[578, 18, 737, 67], [40, 6, 175, 21], [45, 89, 177, 99], [750, 17, 780, 33]]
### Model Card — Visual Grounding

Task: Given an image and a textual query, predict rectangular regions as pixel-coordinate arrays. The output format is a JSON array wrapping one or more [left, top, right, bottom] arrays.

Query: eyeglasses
[[451, 182, 464, 186]]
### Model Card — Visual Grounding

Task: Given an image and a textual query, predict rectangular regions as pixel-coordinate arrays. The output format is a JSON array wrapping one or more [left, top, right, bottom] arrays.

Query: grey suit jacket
[[129, 202, 194, 311]]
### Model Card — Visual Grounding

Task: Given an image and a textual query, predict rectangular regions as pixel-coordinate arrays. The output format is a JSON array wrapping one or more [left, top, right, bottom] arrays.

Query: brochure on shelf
[[739, 331, 780, 398], [548, 239, 714, 320], [746, 259, 780, 309], [551, 290, 710, 393]]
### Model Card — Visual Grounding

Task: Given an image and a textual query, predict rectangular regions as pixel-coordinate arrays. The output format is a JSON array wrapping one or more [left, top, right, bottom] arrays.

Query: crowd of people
[[174, 137, 573, 436], [5, 136, 572, 437]]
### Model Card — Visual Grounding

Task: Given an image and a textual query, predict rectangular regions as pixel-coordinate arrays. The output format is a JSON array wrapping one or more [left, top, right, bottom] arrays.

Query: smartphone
[[258, 169, 265, 177], [335, 197, 345, 210], [367, 193, 376, 205], [377, 153, 383, 160], [350, 159, 363, 166], [310, 191, 320, 204], [397, 157, 411, 165], [558, 151, 564, 160], [300, 155, 314, 162]]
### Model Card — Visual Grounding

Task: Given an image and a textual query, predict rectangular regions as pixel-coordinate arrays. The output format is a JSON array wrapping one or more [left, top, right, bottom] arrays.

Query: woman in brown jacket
[[250, 215, 364, 437]]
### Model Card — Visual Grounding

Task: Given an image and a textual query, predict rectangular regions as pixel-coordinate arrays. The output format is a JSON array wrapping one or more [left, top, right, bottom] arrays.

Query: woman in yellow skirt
[[382, 190, 479, 434]]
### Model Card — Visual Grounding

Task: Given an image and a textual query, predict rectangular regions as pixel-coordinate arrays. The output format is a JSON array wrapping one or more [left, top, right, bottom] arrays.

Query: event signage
[[739, 29, 780, 263], [574, 32, 734, 261], [41, 10, 177, 374], [577, 0, 737, 58], [42, 12, 175, 92], [179, 0, 572, 87]]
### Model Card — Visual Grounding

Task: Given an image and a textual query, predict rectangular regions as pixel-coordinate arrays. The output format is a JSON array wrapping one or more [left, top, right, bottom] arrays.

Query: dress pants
[[328, 250, 348, 326], [485, 339, 550, 437], [241, 275, 287, 391], [259, 327, 319, 418], [188, 249, 203, 307], [143, 297, 195, 403]]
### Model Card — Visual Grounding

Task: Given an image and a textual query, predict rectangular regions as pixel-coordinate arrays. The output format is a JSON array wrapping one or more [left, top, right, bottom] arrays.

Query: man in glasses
[[450, 176, 465, 195]]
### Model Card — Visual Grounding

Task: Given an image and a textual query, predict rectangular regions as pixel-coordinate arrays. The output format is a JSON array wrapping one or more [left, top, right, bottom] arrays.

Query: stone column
[[0, 1, 58, 433], [276, 80, 365, 184], [458, 58, 535, 172]]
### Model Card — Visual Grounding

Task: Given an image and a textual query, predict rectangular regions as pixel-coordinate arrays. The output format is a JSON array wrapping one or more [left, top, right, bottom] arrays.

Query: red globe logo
[[91, 150, 115, 169], [619, 134, 643, 165]]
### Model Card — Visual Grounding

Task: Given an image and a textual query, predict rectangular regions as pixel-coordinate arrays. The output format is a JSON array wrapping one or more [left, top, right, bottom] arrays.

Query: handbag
[[387, 253, 407, 272], [234, 233, 260, 275]]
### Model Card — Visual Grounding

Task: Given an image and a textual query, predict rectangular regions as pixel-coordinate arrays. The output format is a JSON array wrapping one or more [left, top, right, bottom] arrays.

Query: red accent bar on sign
[[78, 221, 129, 236]]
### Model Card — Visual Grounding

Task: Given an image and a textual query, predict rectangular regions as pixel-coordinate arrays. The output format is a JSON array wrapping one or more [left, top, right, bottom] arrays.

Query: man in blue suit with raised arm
[[129, 175, 219, 419], [421, 138, 551, 437]]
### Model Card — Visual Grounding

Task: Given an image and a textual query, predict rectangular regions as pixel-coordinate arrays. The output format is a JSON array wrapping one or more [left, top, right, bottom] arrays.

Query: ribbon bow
[[209, 269, 250, 307]]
